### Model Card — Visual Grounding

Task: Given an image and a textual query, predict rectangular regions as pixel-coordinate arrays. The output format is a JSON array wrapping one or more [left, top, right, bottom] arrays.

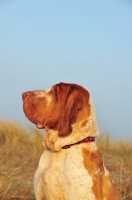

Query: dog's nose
[[22, 92, 32, 100]]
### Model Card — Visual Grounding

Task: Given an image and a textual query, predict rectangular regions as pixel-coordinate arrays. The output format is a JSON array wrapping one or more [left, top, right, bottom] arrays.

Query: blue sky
[[0, 0, 132, 139]]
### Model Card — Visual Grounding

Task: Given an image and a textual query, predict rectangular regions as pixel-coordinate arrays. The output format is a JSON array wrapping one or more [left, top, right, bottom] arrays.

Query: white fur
[[34, 143, 96, 200]]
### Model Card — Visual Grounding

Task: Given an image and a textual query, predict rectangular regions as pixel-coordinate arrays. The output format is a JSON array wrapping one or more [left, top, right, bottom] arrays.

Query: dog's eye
[[54, 88, 57, 95], [53, 89, 57, 98]]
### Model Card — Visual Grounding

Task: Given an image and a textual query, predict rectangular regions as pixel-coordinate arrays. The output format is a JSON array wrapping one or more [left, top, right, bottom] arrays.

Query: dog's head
[[22, 82, 99, 151]]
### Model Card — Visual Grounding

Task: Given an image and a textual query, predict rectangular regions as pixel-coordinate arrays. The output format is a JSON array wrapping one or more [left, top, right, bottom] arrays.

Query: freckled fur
[[22, 82, 122, 200]]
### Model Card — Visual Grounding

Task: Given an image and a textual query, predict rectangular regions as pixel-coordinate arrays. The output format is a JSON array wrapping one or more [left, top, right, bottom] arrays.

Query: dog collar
[[62, 136, 95, 149]]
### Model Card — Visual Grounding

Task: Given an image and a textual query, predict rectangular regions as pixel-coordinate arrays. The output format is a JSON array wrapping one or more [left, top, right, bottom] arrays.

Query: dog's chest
[[38, 146, 96, 200]]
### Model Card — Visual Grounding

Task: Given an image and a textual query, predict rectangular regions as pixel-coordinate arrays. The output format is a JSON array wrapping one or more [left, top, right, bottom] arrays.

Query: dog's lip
[[36, 123, 45, 129]]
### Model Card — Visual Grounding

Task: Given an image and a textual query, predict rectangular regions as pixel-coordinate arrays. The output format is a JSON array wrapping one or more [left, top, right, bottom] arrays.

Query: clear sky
[[0, 0, 132, 139]]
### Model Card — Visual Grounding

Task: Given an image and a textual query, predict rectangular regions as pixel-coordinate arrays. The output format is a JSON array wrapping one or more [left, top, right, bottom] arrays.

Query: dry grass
[[0, 120, 43, 200], [97, 133, 132, 200], [0, 120, 132, 200]]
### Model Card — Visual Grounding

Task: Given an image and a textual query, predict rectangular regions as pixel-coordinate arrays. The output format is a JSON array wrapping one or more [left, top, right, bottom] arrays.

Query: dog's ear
[[58, 86, 84, 137]]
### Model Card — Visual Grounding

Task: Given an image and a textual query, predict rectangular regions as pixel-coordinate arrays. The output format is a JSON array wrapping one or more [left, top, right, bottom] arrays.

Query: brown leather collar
[[62, 136, 95, 149]]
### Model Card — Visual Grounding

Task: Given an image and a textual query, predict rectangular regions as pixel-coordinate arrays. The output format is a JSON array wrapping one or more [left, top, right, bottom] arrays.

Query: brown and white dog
[[22, 82, 121, 200]]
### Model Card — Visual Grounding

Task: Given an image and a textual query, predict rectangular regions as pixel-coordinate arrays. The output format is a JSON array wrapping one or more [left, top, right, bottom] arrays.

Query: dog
[[22, 82, 122, 200]]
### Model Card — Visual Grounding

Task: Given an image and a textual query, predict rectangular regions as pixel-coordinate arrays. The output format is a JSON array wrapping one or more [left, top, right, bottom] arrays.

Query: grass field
[[0, 120, 132, 200]]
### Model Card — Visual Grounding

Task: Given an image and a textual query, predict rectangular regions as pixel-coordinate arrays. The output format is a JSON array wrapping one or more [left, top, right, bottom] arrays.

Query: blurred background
[[0, 0, 132, 139]]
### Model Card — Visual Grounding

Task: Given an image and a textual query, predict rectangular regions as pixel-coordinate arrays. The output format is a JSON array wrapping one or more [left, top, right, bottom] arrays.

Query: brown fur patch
[[82, 147, 104, 200], [82, 147, 122, 200], [102, 174, 122, 199], [81, 120, 88, 127], [54, 83, 90, 137]]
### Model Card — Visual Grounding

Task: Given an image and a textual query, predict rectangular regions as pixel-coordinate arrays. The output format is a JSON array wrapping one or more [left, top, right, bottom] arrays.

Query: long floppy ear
[[58, 88, 83, 137]]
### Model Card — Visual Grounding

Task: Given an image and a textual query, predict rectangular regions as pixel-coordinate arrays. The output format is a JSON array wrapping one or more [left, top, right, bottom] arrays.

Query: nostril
[[22, 92, 27, 99], [22, 92, 32, 100]]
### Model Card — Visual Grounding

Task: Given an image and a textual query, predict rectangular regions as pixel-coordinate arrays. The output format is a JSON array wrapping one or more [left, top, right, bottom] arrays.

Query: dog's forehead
[[53, 82, 89, 92], [56, 82, 81, 87], [53, 82, 72, 89]]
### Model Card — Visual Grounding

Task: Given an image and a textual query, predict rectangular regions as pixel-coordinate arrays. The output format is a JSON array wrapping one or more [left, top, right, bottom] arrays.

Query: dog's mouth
[[36, 123, 45, 129]]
